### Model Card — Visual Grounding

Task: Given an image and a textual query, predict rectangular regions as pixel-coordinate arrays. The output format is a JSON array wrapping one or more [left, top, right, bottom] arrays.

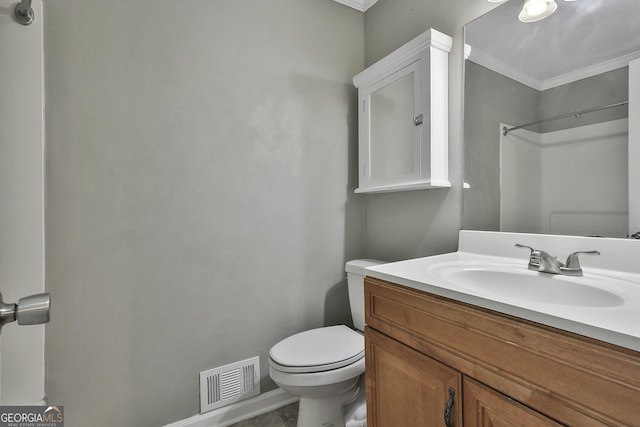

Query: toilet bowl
[[268, 259, 384, 427]]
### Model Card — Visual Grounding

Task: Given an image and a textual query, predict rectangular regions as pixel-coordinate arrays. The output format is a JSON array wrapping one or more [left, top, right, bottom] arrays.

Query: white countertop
[[365, 231, 640, 352]]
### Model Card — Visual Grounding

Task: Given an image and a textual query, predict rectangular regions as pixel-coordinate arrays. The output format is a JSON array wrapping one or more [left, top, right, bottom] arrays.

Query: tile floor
[[229, 402, 299, 427]]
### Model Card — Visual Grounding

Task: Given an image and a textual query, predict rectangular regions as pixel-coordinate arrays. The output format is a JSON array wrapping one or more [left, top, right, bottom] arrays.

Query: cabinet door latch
[[413, 114, 424, 126]]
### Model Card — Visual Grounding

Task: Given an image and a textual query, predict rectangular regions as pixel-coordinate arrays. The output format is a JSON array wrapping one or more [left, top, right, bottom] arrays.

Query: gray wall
[[362, 0, 500, 261], [43, 1, 363, 425], [540, 67, 628, 132], [462, 61, 540, 232]]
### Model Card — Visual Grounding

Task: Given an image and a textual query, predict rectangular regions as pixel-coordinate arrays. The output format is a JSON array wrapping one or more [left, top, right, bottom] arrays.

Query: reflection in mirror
[[370, 73, 415, 179], [462, 0, 640, 238]]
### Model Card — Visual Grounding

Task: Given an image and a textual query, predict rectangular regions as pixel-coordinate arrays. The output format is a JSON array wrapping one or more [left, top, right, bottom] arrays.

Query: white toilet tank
[[345, 259, 385, 331]]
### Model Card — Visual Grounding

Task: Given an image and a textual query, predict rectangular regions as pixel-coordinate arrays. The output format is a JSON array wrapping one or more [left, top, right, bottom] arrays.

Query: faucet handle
[[515, 243, 536, 254], [565, 251, 600, 269], [516, 244, 565, 273], [515, 244, 542, 270]]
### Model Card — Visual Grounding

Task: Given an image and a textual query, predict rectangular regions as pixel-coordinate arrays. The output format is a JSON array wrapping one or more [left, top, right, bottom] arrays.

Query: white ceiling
[[332, 0, 379, 12], [465, 0, 640, 90]]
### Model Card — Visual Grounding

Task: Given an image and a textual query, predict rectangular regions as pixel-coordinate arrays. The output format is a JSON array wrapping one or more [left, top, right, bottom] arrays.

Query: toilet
[[268, 259, 384, 427]]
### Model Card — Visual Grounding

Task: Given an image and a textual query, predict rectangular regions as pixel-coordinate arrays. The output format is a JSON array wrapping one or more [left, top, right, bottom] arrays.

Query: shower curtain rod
[[14, 0, 34, 25], [502, 100, 629, 136]]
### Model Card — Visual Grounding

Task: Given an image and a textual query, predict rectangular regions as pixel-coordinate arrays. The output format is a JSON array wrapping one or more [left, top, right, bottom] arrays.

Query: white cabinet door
[[353, 29, 452, 194], [360, 60, 422, 190]]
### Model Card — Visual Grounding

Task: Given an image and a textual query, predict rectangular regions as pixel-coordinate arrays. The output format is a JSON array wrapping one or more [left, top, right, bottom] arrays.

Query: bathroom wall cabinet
[[352, 29, 452, 194], [364, 277, 640, 426]]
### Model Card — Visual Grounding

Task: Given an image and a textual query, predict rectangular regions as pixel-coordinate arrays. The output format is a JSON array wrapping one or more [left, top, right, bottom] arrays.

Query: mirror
[[462, 0, 640, 238], [370, 70, 417, 181]]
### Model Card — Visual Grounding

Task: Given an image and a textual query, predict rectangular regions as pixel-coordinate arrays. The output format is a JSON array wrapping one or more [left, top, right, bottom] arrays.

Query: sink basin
[[363, 231, 640, 351], [428, 261, 625, 308]]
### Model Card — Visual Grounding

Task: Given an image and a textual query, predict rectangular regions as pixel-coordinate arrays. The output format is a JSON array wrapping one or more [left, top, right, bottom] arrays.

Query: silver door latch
[[0, 292, 50, 333], [413, 114, 424, 126]]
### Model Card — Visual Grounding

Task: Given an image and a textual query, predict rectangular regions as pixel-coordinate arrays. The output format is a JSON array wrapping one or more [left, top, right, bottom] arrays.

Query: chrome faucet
[[515, 244, 563, 274], [515, 244, 600, 276]]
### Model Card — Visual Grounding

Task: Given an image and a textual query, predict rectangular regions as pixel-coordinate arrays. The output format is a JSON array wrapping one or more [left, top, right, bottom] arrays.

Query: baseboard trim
[[164, 388, 298, 427]]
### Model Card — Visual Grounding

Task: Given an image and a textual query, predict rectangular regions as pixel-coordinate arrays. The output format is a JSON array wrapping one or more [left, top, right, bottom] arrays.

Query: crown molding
[[466, 45, 640, 92], [541, 50, 640, 90], [333, 0, 379, 12], [466, 45, 543, 91], [354, 29, 453, 88]]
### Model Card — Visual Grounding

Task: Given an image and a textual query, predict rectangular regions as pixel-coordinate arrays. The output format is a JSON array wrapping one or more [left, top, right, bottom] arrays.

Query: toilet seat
[[269, 325, 364, 374], [269, 354, 365, 388]]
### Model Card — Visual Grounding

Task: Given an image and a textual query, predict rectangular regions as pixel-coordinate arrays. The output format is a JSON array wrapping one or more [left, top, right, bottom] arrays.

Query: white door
[[0, 0, 46, 404]]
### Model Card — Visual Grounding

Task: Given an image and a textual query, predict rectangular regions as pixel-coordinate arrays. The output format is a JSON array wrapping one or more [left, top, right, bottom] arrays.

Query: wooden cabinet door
[[366, 327, 462, 427], [463, 377, 565, 427]]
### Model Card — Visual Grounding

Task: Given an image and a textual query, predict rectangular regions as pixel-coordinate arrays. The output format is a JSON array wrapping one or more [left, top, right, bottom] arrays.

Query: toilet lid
[[269, 325, 364, 373]]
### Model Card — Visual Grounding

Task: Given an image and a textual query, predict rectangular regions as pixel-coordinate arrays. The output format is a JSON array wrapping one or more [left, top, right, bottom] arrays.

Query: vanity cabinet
[[364, 276, 640, 426], [366, 327, 461, 426], [462, 377, 562, 427], [352, 29, 452, 194]]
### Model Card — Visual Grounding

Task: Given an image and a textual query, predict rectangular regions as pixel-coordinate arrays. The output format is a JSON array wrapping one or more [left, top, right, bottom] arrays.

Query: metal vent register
[[199, 356, 260, 413]]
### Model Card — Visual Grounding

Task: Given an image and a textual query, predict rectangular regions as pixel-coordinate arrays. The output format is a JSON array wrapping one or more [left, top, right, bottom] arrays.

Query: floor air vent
[[199, 356, 260, 413]]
